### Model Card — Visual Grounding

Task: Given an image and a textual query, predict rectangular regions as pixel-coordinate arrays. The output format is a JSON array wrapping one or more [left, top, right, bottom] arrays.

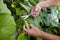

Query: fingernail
[[35, 8, 38, 11]]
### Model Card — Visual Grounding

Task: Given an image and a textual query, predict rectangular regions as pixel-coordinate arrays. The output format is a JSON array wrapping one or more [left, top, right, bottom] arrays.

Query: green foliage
[[0, 0, 11, 15], [18, 33, 30, 40], [0, 0, 16, 40], [0, 0, 60, 40]]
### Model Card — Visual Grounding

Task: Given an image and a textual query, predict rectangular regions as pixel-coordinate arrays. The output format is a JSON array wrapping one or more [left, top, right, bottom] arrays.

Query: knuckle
[[27, 31, 30, 34]]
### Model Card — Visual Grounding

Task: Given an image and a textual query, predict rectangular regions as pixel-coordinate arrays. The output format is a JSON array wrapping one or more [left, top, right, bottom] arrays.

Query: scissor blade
[[21, 15, 29, 20], [21, 14, 31, 20]]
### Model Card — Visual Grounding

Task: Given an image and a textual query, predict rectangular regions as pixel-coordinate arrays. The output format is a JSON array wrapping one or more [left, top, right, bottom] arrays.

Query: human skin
[[23, 0, 60, 40], [23, 24, 60, 40], [31, 0, 60, 17]]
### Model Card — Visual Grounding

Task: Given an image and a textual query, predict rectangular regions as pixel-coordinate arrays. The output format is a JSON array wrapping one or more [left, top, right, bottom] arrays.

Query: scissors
[[21, 14, 31, 20]]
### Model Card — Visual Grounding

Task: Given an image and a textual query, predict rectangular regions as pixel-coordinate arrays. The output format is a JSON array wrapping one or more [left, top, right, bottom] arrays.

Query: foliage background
[[0, 0, 60, 40]]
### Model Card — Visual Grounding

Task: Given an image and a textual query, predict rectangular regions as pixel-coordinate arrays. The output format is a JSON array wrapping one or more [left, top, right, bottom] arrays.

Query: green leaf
[[18, 33, 30, 40], [33, 17, 41, 28], [51, 20, 59, 27], [50, 7, 59, 27], [20, 3, 31, 13], [37, 37, 43, 40], [0, 14, 16, 40], [0, 0, 11, 15], [0, 0, 16, 40], [29, 0, 36, 6], [15, 8, 26, 16]]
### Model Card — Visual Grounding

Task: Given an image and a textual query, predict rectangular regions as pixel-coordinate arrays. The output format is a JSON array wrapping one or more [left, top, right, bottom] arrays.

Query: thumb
[[35, 5, 41, 11], [23, 25, 29, 32]]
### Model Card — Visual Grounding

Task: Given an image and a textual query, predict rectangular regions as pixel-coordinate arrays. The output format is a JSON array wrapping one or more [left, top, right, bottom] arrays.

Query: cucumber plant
[[0, 0, 60, 40]]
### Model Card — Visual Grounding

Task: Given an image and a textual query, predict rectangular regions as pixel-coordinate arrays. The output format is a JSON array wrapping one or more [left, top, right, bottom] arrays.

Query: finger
[[30, 24, 35, 28], [35, 7, 39, 11], [31, 7, 34, 12], [31, 7, 39, 17], [33, 13, 39, 17], [31, 12, 37, 17], [23, 25, 29, 32], [31, 14, 36, 17], [35, 5, 41, 11], [32, 15, 36, 17], [23, 31, 28, 34], [23, 28, 30, 35]]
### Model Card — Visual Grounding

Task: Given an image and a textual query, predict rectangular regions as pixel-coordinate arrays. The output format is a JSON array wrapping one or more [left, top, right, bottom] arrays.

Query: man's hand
[[23, 24, 60, 40], [31, 4, 41, 17], [23, 24, 41, 37], [31, 0, 60, 17]]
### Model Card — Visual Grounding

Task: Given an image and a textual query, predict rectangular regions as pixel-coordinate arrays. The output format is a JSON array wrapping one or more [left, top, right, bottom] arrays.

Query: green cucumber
[[24, 20, 30, 29]]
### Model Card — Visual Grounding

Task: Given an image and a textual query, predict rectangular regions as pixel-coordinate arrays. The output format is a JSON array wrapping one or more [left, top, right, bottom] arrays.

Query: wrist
[[37, 2, 43, 9], [38, 1, 51, 8], [38, 30, 45, 37], [38, 30, 47, 39]]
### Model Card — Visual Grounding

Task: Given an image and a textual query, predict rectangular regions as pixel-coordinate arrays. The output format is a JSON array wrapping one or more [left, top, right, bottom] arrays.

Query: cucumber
[[24, 20, 30, 29]]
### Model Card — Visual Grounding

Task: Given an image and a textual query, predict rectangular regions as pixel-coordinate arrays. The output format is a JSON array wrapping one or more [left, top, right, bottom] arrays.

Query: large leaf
[[18, 33, 30, 40], [20, 3, 31, 13], [50, 7, 59, 27], [15, 8, 26, 16], [0, 0, 11, 15], [0, 0, 16, 40], [2, 0, 60, 40], [0, 13, 16, 40]]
